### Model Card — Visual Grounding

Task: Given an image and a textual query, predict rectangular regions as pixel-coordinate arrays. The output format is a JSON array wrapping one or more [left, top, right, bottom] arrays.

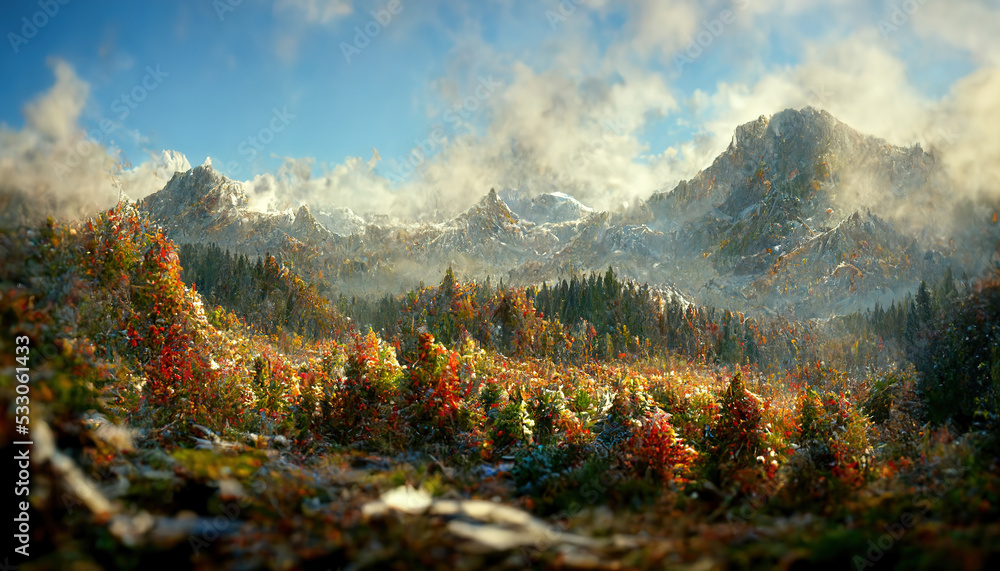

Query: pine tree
[[916, 280, 933, 326]]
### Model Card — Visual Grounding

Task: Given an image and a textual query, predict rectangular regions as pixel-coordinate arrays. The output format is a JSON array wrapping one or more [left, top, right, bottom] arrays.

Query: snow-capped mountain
[[120, 149, 192, 200], [500, 188, 595, 225], [140, 161, 337, 256], [133, 107, 999, 318], [142, 159, 248, 221], [623, 106, 988, 317], [426, 188, 559, 263], [312, 206, 366, 237]]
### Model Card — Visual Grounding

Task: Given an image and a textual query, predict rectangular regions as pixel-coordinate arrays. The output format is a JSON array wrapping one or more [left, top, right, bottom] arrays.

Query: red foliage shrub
[[708, 372, 774, 488], [402, 333, 473, 442], [626, 411, 698, 484]]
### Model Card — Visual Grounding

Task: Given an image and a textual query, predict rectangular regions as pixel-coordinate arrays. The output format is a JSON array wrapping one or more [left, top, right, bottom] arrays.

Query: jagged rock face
[[132, 107, 995, 319], [645, 107, 937, 242], [744, 211, 940, 317], [140, 164, 315, 256], [290, 205, 333, 244], [629, 107, 966, 317], [426, 189, 561, 267], [313, 207, 366, 237], [501, 189, 595, 225], [143, 163, 248, 221]]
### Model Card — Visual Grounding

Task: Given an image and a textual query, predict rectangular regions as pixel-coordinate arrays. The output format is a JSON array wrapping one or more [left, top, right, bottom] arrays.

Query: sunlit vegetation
[[178, 242, 347, 339], [2, 203, 998, 569]]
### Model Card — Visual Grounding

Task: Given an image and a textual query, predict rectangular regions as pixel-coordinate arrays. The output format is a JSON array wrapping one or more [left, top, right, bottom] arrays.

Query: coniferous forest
[[4, 3, 1000, 568], [3, 203, 998, 569]]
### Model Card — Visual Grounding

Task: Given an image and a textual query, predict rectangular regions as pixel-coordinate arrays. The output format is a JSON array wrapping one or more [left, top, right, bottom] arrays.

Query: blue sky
[[1, 0, 997, 217]]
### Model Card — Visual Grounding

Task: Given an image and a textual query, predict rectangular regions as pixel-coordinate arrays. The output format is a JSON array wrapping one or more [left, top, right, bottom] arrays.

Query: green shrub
[[706, 372, 770, 488], [401, 333, 475, 445], [323, 331, 403, 449], [488, 388, 534, 452], [785, 387, 872, 500]]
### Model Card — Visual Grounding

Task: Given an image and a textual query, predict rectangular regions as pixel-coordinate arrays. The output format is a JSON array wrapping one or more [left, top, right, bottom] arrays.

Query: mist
[[2, 1, 998, 234]]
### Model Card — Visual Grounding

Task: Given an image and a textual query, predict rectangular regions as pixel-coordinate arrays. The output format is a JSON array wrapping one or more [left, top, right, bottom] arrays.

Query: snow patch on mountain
[[120, 149, 191, 200], [313, 206, 367, 237], [142, 162, 248, 220], [500, 188, 594, 225]]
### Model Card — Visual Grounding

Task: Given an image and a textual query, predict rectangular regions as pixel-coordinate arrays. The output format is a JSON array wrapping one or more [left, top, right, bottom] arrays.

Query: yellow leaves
[[171, 449, 266, 481]]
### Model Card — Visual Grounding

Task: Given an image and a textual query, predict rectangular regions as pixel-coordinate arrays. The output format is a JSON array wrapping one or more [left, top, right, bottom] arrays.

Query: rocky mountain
[[142, 159, 248, 221], [425, 189, 559, 266], [133, 107, 998, 318], [500, 188, 595, 225], [616, 107, 993, 317], [140, 161, 332, 256], [290, 205, 334, 243], [312, 206, 366, 237], [509, 107, 998, 317]]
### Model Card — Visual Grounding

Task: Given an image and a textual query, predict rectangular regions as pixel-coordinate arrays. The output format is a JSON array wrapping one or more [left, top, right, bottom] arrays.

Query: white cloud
[[242, 152, 396, 215], [120, 150, 193, 200], [912, 0, 1000, 65], [272, 0, 353, 62], [935, 66, 1000, 199], [0, 59, 193, 223], [288, 0, 999, 222], [23, 57, 89, 141], [623, 0, 701, 62]]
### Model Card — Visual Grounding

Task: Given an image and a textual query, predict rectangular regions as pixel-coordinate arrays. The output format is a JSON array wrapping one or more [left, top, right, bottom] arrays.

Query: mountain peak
[[312, 206, 366, 237], [731, 107, 846, 153], [502, 191, 594, 225], [141, 163, 248, 220], [467, 187, 515, 220], [438, 188, 520, 236], [293, 204, 313, 223], [290, 204, 332, 242]]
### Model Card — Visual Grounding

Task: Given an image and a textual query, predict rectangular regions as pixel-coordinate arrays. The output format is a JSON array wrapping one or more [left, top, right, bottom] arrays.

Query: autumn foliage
[[3, 202, 999, 569]]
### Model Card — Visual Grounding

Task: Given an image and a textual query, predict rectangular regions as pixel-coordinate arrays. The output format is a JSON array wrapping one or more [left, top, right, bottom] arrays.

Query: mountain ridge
[[131, 106, 999, 318]]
